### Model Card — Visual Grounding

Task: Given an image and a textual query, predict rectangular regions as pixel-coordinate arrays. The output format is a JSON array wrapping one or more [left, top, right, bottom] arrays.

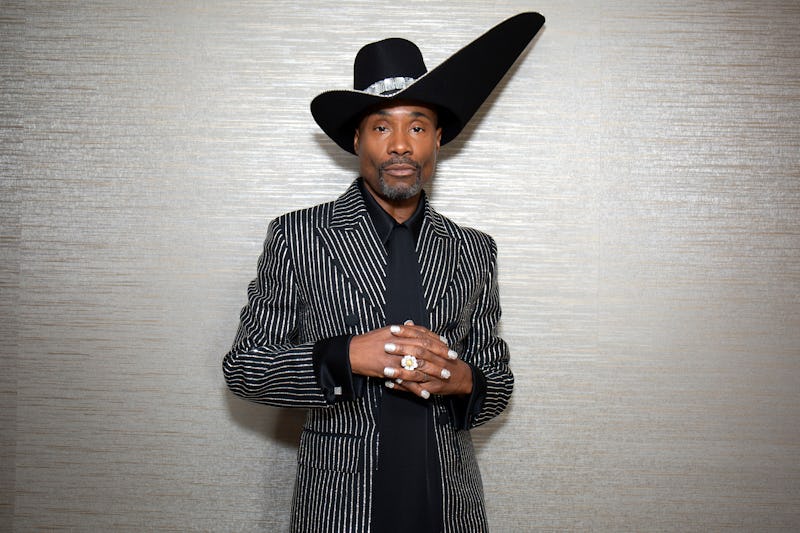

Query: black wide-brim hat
[[310, 12, 545, 154]]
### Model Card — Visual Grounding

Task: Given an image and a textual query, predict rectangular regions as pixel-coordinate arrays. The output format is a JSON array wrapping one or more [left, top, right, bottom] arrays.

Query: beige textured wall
[[2, 1, 799, 531]]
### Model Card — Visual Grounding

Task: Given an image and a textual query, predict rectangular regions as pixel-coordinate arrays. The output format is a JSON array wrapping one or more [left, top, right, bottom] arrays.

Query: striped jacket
[[223, 180, 512, 532]]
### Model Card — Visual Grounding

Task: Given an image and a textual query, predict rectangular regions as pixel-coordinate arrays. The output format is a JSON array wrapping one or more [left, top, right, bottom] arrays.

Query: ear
[[435, 127, 442, 151], [353, 128, 360, 155]]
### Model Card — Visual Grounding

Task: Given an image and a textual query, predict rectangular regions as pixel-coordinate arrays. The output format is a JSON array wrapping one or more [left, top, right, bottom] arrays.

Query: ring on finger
[[400, 355, 418, 371]]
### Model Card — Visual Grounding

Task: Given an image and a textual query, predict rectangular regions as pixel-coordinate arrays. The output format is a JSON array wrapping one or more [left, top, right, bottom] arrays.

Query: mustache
[[379, 157, 421, 171]]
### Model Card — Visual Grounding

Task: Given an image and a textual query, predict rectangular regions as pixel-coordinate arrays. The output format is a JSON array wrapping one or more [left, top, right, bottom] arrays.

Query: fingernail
[[384, 343, 396, 353], [395, 378, 403, 384], [420, 390, 430, 400], [447, 349, 458, 360], [385, 381, 395, 389], [439, 335, 448, 345], [404, 320, 415, 326], [383, 366, 396, 378], [390, 325, 401, 334], [440, 368, 451, 380]]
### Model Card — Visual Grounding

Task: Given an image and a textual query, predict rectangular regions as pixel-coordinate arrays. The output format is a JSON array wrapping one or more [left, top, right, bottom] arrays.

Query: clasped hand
[[349, 321, 473, 399]]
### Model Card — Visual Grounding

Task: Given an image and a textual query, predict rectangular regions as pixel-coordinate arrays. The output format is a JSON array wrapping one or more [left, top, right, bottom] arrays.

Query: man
[[223, 12, 544, 533]]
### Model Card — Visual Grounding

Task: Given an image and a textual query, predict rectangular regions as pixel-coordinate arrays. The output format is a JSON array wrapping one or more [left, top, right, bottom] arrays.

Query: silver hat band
[[363, 76, 416, 96]]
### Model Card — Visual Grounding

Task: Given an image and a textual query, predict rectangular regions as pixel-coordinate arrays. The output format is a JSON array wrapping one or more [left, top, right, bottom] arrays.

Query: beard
[[377, 158, 425, 201]]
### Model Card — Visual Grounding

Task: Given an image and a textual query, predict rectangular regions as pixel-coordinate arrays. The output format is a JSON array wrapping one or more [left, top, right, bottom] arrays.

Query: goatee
[[378, 158, 424, 201]]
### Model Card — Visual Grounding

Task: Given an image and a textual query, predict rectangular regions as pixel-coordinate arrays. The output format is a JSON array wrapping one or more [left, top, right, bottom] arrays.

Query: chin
[[380, 178, 423, 201]]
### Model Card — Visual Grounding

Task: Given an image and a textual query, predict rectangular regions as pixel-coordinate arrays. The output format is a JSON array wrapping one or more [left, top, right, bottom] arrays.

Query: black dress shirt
[[364, 181, 440, 532]]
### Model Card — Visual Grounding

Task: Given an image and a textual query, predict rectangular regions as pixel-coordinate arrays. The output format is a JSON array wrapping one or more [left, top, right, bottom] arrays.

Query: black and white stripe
[[223, 180, 512, 532]]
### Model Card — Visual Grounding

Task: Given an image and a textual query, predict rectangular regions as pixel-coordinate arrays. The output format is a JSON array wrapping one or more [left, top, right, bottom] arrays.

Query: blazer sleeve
[[461, 236, 513, 429], [222, 217, 330, 408]]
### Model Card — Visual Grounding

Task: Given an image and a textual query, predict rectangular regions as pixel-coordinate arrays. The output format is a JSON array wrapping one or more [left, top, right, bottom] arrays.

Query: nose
[[388, 130, 411, 156]]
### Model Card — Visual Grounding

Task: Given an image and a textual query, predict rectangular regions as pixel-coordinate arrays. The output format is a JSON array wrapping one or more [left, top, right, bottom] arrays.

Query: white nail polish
[[384, 343, 396, 353], [383, 366, 396, 378], [390, 325, 401, 334], [385, 381, 395, 389], [404, 320, 414, 326], [395, 378, 403, 384], [447, 349, 458, 360], [439, 335, 448, 345], [440, 368, 451, 380], [420, 390, 430, 400]]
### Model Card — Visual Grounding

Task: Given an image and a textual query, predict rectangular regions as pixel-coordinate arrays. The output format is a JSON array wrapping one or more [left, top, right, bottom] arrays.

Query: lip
[[382, 164, 417, 177]]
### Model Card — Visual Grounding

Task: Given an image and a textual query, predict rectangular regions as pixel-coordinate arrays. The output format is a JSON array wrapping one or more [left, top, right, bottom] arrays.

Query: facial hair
[[377, 157, 425, 201]]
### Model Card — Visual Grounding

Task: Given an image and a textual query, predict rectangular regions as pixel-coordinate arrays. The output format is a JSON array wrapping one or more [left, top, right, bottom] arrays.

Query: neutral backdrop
[[2, 1, 799, 531]]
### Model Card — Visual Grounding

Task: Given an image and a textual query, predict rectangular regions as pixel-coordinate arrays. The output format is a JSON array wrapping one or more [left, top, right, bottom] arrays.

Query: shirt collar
[[358, 178, 425, 245]]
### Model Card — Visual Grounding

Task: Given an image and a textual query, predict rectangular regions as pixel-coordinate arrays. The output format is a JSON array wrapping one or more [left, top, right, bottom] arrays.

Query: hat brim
[[310, 12, 545, 155]]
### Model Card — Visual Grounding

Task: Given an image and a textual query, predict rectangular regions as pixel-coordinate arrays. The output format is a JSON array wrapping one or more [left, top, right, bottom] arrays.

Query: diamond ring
[[400, 355, 418, 371]]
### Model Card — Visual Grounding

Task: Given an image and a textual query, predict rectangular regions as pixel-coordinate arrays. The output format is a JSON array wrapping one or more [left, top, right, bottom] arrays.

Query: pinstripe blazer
[[223, 180, 512, 532]]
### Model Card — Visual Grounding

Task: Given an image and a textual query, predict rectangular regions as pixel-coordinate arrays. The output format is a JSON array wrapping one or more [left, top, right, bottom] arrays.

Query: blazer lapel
[[315, 183, 460, 322], [315, 182, 388, 316], [417, 201, 460, 315]]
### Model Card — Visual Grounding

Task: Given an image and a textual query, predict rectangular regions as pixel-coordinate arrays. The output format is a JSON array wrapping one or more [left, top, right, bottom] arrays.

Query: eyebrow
[[372, 109, 434, 121]]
